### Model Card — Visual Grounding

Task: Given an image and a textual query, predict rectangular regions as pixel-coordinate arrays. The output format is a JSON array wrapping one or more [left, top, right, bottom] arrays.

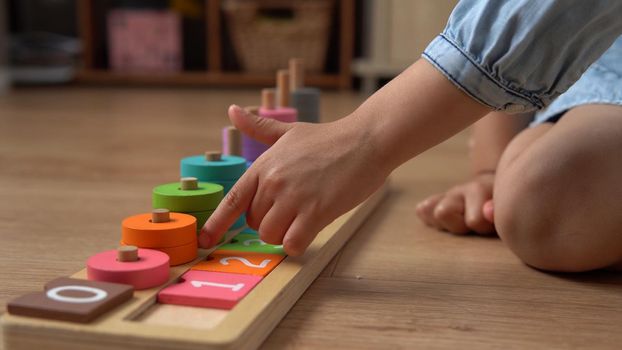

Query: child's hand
[[416, 173, 495, 235], [199, 105, 390, 256]]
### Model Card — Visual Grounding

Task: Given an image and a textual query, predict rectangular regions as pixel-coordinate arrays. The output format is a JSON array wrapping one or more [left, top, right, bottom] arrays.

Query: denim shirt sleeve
[[422, 0, 622, 113]]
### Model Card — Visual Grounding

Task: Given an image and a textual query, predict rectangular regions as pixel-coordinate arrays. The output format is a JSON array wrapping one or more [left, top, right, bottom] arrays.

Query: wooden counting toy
[[2, 181, 388, 349], [121, 209, 198, 265], [191, 250, 285, 277], [157, 270, 262, 309], [289, 58, 320, 123], [87, 246, 170, 290], [7, 277, 133, 323], [1, 59, 386, 348]]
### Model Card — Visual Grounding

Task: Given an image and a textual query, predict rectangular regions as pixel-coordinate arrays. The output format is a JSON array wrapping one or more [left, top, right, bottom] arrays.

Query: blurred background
[[0, 0, 456, 93]]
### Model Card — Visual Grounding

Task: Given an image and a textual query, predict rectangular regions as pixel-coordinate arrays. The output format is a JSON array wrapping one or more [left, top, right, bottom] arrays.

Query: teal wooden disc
[[152, 182, 223, 212], [180, 155, 246, 181]]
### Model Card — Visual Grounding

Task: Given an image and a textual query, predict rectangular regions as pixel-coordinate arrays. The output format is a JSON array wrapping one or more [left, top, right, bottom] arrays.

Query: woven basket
[[223, 0, 333, 73]]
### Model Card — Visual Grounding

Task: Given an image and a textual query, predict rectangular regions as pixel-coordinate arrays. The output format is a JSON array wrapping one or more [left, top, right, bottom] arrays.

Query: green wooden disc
[[152, 182, 223, 212], [218, 233, 285, 255], [187, 209, 215, 233]]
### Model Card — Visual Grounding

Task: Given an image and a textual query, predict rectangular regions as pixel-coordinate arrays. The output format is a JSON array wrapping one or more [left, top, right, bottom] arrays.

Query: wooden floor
[[0, 88, 620, 349]]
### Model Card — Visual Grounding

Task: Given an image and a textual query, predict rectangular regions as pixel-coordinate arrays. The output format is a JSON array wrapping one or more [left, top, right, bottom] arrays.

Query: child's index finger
[[199, 171, 258, 248]]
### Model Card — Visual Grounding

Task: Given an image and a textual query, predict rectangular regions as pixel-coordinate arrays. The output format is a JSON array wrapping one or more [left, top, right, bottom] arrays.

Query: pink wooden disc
[[87, 249, 170, 290]]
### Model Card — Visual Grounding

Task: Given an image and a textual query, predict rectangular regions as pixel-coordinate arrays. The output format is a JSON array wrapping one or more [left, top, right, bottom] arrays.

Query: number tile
[[157, 270, 261, 309], [7, 277, 134, 323], [191, 250, 285, 276]]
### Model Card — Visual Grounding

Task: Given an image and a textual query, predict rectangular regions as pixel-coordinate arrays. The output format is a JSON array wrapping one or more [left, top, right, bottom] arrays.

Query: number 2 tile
[[191, 250, 285, 276], [157, 270, 261, 309]]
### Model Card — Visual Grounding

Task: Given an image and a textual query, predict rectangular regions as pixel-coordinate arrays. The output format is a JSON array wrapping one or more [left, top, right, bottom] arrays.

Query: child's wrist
[[345, 111, 400, 176]]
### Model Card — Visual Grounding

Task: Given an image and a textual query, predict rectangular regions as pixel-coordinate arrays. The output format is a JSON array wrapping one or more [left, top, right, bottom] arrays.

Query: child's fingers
[[282, 214, 323, 257], [463, 185, 495, 234], [483, 200, 494, 223], [416, 193, 445, 229], [229, 105, 293, 145], [432, 193, 469, 234], [199, 171, 258, 247], [245, 187, 273, 230], [258, 204, 296, 245]]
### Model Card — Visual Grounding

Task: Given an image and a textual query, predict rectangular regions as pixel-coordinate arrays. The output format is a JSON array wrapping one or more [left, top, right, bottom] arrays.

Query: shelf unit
[[76, 0, 355, 89]]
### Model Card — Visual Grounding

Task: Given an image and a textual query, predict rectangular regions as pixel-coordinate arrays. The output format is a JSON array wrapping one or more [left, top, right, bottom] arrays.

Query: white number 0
[[46, 286, 108, 304]]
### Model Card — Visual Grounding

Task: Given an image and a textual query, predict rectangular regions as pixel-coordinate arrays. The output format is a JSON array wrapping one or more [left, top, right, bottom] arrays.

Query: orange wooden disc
[[121, 212, 196, 248], [121, 240, 197, 266]]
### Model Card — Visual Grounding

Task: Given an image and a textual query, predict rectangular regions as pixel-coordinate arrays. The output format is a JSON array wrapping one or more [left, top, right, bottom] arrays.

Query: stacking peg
[[151, 208, 171, 223], [117, 245, 139, 262], [180, 177, 199, 190], [289, 58, 320, 123], [205, 151, 222, 161], [223, 126, 242, 156]]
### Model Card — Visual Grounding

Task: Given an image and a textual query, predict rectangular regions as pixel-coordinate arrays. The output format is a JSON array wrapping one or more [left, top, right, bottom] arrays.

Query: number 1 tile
[[157, 270, 261, 309]]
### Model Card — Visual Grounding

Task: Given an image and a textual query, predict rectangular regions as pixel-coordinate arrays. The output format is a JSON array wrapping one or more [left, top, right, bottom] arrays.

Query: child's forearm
[[347, 59, 491, 173], [469, 112, 533, 175]]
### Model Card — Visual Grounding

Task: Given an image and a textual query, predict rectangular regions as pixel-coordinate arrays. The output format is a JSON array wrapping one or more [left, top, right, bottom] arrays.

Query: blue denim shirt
[[423, 0, 622, 113]]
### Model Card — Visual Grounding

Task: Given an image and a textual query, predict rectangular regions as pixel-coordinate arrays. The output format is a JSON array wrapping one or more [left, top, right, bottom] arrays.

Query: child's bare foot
[[416, 173, 495, 235]]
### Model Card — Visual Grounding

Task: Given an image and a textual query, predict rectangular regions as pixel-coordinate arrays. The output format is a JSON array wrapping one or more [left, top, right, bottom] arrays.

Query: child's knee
[[493, 154, 590, 272]]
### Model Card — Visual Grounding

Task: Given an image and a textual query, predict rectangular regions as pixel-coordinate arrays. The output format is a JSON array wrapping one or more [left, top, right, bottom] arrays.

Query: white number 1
[[190, 280, 245, 292]]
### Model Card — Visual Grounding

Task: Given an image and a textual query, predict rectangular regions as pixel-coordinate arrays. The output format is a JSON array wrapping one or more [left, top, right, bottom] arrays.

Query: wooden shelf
[[76, 0, 354, 89], [75, 69, 343, 88]]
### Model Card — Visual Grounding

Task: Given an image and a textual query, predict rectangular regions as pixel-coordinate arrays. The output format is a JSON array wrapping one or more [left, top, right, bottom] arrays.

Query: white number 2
[[220, 257, 270, 269]]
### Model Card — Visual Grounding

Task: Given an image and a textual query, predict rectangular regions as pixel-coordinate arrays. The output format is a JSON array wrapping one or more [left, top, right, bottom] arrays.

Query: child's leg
[[494, 104, 622, 272]]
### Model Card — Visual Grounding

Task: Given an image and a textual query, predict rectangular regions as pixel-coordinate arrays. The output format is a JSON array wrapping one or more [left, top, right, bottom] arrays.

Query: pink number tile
[[157, 270, 262, 309]]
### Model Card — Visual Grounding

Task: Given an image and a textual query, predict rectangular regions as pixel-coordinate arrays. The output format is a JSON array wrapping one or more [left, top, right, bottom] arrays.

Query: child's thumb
[[228, 104, 293, 145]]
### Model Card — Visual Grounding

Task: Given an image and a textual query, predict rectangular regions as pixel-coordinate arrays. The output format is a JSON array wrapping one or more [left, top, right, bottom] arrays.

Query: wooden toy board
[[2, 181, 389, 350]]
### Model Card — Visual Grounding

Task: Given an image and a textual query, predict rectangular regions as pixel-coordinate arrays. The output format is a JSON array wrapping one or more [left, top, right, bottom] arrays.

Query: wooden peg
[[289, 58, 304, 91], [261, 89, 275, 110], [117, 245, 139, 262], [180, 177, 199, 191], [205, 151, 222, 161], [225, 126, 242, 156], [245, 106, 260, 115], [276, 69, 290, 107], [151, 208, 171, 223]]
